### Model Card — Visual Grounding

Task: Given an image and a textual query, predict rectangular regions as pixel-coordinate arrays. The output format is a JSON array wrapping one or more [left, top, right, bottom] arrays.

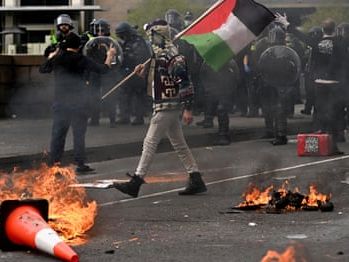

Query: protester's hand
[[107, 45, 117, 57], [134, 64, 145, 77], [182, 109, 193, 125], [275, 12, 290, 30]]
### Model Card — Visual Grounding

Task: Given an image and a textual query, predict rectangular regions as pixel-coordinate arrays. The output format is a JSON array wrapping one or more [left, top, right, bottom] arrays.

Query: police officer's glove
[[275, 12, 290, 30]]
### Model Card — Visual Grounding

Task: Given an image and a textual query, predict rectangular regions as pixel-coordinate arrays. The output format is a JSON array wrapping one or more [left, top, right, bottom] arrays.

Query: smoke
[[7, 63, 54, 119]]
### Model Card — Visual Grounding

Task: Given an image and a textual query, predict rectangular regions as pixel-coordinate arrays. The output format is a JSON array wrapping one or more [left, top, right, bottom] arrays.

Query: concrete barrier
[[0, 55, 53, 118]]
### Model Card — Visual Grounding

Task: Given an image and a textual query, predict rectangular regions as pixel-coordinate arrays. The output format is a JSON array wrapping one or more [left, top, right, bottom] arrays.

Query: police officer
[[44, 14, 74, 57], [301, 26, 323, 116], [80, 19, 97, 48], [259, 25, 298, 145], [184, 11, 194, 28], [276, 14, 344, 152], [164, 9, 185, 32], [39, 32, 116, 173], [115, 21, 151, 125], [336, 22, 349, 141], [86, 18, 120, 127], [199, 60, 238, 145]]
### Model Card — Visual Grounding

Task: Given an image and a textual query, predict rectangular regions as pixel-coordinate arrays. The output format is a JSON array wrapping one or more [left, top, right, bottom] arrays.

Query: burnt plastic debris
[[319, 201, 334, 212], [234, 190, 334, 213]]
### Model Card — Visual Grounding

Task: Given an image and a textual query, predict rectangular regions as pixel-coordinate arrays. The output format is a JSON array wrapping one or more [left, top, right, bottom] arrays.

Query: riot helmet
[[184, 11, 194, 27], [308, 26, 323, 42], [164, 9, 184, 31], [93, 19, 110, 36], [336, 22, 349, 39], [56, 14, 74, 30], [268, 26, 286, 45], [115, 21, 136, 40], [322, 18, 336, 35]]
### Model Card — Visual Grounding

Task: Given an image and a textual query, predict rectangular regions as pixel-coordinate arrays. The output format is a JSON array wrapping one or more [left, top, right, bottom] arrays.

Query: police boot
[[271, 136, 288, 146], [214, 110, 230, 145], [113, 173, 145, 198], [178, 172, 207, 195]]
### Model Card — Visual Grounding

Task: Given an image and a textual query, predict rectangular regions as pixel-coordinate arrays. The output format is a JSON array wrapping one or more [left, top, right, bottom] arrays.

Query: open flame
[[0, 164, 97, 245], [238, 185, 273, 207], [261, 246, 307, 262], [238, 181, 331, 210], [301, 185, 331, 207]]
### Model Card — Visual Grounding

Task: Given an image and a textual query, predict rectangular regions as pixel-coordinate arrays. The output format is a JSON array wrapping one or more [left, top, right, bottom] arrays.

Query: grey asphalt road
[[1, 138, 349, 262]]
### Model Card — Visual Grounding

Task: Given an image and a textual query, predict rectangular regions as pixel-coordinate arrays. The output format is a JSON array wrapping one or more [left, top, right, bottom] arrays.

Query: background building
[[0, 0, 102, 54]]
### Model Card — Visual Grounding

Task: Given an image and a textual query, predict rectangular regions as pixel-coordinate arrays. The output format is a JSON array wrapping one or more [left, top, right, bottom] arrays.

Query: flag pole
[[101, 58, 151, 101], [174, 0, 225, 40], [102, 0, 225, 101]]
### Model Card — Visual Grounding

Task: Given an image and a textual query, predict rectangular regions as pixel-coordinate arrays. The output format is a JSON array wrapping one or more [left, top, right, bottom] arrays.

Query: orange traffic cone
[[0, 199, 79, 262]]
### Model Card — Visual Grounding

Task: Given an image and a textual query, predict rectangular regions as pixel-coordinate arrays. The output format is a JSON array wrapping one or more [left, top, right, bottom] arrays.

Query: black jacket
[[40, 50, 109, 109]]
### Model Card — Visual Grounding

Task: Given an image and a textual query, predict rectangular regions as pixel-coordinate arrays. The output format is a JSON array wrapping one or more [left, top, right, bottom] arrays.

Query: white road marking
[[99, 155, 349, 207]]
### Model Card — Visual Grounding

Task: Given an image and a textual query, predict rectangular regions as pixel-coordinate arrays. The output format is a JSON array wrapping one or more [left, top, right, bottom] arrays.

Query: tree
[[127, 0, 206, 31], [302, 7, 349, 31]]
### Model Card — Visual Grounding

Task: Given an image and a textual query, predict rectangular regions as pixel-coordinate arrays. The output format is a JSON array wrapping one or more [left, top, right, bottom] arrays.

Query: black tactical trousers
[[261, 86, 289, 137], [204, 94, 231, 135], [314, 83, 345, 139], [118, 81, 146, 121], [50, 106, 88, 166], [303, 74, 316, 113], [89, 87, 101, 124], [246, 73, 261, 116]]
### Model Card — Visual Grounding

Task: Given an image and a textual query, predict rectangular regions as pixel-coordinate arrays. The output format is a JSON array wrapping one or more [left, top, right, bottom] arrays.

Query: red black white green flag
[[181, 0, 275, 71]]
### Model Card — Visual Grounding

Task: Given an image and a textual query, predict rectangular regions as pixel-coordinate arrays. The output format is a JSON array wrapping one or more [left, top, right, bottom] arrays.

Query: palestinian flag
[[181, 0, 274, 71]]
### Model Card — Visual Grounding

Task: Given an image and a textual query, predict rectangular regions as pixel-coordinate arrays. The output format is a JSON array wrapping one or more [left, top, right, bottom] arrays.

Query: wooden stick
[[101, 58, 151, 101]]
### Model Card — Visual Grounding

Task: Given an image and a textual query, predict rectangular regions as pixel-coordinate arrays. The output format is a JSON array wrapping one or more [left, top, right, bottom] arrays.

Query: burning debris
[[235, 181, 334, 213], [261, 244, 309, 262], [0, 164, 97, 244]]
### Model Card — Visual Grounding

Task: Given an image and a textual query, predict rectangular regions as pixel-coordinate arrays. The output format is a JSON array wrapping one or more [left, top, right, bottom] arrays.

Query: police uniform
[[199, 60, 237, 145], [115, 22, 151, 125], [258, 26, 301, 145], [39, 32, 111, 172]]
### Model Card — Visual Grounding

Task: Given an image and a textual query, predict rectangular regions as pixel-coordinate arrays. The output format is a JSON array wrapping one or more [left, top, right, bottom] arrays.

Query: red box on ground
[[297, 134, 334, 156]]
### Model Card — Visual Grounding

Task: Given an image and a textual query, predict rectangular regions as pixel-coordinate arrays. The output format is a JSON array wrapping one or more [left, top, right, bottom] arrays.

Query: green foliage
[[302, 7, 349, 31], [127, 0, 206, 30]]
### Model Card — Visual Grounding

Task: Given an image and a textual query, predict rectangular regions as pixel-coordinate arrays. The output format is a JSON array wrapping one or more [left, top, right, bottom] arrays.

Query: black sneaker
[[76, 165, 95, 173]]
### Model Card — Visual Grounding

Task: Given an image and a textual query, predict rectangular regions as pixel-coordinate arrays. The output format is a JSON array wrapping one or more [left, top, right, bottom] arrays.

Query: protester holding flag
[[109, 0, 275, 196], [113, 19, 207, 198]]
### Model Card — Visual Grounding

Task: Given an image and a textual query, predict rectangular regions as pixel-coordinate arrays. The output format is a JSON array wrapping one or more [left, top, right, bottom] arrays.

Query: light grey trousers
[[135, 110, 199, 177]]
